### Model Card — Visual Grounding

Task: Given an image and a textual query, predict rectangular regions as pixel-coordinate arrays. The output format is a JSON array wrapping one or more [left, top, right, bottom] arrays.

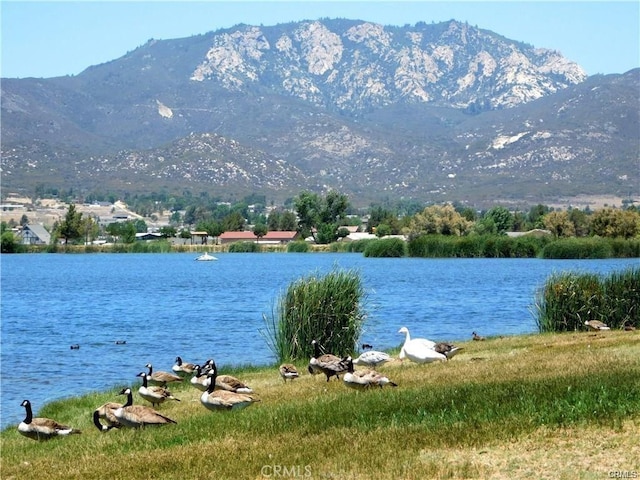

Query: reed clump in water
[[535, 266, 640, 332]]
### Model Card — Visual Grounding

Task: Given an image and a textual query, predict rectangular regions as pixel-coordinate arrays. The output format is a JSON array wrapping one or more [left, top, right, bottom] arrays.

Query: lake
[[1, 252, 636, 429]]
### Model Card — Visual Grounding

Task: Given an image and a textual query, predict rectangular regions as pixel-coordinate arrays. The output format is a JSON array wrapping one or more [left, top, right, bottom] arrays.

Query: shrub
[[346, 238, 376, 253], [228, 241, 261, 253], [541, 238, 614, 259], [534, 267, 640, 332], [262, 268, 366, 362], [287, 241, 310, 253], [363, 238, 406, 257]]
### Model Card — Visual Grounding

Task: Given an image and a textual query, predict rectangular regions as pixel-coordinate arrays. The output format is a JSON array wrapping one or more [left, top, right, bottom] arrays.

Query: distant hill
[[1, 19, 638, 207]]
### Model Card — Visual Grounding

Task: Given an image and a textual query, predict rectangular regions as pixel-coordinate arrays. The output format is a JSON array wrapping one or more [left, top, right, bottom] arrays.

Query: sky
[[1, 1, 639, 79]]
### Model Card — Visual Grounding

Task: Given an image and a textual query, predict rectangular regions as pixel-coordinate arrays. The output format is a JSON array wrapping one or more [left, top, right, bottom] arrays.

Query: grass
[[2, 332, 639, 479]]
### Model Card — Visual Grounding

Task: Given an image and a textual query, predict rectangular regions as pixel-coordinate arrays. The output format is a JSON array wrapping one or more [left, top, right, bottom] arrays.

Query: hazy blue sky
[[1, 1, 638, 78]]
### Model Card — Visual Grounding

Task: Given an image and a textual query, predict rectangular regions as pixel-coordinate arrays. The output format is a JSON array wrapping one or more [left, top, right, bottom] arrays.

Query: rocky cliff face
[[188, 20, 586, 112]]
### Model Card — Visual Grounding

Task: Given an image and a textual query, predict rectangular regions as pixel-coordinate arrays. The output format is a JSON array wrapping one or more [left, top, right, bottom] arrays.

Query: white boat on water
[[195, 253, 217, 261]]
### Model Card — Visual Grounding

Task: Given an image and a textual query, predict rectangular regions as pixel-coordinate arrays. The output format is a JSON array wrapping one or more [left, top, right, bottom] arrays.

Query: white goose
[[18, 400, 82, 440], [137, 372, 181, 407], [398, 326, 446, 364], [352, 350, 392, 368]]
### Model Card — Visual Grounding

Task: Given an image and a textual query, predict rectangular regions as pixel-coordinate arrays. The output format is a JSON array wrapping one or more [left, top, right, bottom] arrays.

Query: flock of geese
[[17, 326, 468, 441]]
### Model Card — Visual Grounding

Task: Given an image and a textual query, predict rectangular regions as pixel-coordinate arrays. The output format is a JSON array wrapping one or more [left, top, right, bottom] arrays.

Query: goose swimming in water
[[18, 400, 82, 440]]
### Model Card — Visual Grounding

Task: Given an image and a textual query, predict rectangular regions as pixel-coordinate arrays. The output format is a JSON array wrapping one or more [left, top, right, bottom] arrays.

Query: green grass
[[2, 332, 639, 479]]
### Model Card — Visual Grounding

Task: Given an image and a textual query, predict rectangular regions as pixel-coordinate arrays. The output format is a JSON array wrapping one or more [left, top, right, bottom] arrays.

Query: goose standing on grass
[[190, 365, 211, 392], [352, 350, 392, 369], [279, 363, 299, 382], [200, 368, 260, 411], [93, 402, 122, 432], [18, 400, 82, 440], [343, 357, 398, 390], [145, 363, 183, 386], [308, 339, 349, 381], [585, 320, 611, 331], [137, 372, 181, 407], [114, 388, 177, 428], [172, 356, 197, 375], [434, 342, 463, 360]]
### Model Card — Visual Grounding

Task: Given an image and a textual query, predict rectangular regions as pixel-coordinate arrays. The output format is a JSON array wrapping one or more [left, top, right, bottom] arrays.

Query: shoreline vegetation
[[2, 331, 638, 479], [6, 234, 640, 259]]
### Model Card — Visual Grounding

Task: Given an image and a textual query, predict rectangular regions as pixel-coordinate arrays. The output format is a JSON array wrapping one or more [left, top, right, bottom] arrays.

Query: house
[[20, 224, 51, 245], [506, 229, 553, 238], [219, 231, 300, 244], [135, 232, 164, 241]]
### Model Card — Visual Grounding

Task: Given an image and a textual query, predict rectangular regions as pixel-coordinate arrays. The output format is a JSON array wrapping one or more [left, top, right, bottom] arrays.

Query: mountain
[[1, 19, 638, 207]]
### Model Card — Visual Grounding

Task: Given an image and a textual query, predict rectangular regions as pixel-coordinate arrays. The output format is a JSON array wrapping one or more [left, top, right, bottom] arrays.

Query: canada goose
[[207, 360, 254, 393], [18, 400, 81, 440], [361, 343, 374, 350], [398, 327, 437, 361], [172, 356, 197, 375], [200, 369, 260, 411], [623, 321, 636, 331], [190, 365, 211, 392], [472, 331, 486, 341], [70, 344, 80, 350], [343, 357, 398, 390], [279, 363, 299, 382], [434, 342, 463, 360], [352, 350, 392, 368], [585, 320, 611, 331], [115, 340, 127, 345], [145, 363, 182, 386], [93, 402, 122, 432], [137, 372, 181, 407], [114, 388, 177, 428], [308, 339, 349, 381]]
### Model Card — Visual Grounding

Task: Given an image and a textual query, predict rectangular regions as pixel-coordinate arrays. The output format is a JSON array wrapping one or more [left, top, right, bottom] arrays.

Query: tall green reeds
[[363, 238, 407, 257], [534, 267, 640, 332], [262, 268, 366, 362], [228, 241, 261, 252]]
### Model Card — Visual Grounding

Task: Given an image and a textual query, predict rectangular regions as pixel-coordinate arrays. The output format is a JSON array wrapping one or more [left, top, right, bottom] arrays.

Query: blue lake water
[[1, 252, 636, 429]]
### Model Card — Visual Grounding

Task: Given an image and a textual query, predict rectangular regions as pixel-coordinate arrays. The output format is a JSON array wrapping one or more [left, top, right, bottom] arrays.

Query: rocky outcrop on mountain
[[1, 19, 636, 206]]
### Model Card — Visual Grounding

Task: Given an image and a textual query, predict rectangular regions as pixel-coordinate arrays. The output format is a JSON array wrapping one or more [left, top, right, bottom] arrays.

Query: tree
[[483, 206, 514, 234], [294, 190, 350, 244], [253, 223, 268, 242], [590, 208, 640, 238], [405, 204, 471, 237], [543, 211, 576, 238], [56, 204, 83, 244]]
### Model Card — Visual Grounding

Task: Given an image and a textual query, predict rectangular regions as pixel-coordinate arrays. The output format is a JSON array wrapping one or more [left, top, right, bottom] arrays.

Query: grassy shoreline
[[2, 331, 639, 479]]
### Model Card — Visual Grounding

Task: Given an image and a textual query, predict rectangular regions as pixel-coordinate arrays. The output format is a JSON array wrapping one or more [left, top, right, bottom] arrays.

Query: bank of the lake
[[1, 331, 638, 479]]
